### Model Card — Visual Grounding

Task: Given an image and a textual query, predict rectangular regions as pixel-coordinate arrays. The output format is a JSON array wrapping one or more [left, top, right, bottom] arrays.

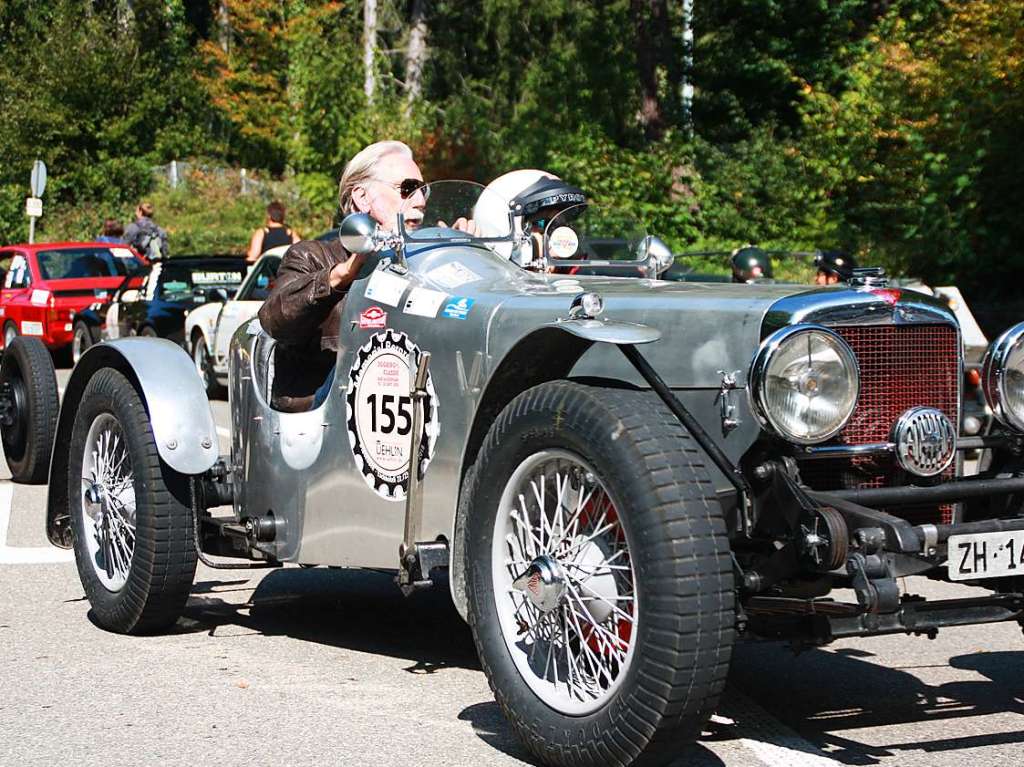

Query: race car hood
[[495, 277, 808, 389]]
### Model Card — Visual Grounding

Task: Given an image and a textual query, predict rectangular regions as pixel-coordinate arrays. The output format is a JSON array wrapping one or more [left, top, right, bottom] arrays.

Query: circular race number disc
[[346, 330, 440, 501], [548, 226, 579, 260]]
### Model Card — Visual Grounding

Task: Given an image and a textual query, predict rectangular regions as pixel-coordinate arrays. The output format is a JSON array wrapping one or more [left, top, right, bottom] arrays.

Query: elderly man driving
[[258, 140, 431, 411]]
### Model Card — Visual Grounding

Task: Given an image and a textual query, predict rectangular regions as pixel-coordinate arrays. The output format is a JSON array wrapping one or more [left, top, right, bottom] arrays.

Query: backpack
[[137, 225, 166, 261]]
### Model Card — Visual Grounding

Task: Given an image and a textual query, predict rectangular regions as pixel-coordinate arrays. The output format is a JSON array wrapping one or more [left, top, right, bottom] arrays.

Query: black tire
[[0, 337, 59, 483], [72, 321, 98, 365], [191, 331, 222, 398], [463, 382, 735, 767], [140, 326, 159, 338], [68, 368, 197, 634], [3, 321, 18, 350]]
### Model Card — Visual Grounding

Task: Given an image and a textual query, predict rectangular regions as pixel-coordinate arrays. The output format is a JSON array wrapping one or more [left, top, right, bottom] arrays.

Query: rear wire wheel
[[464, 381, 735, 767], [69, 368, 197, 633]]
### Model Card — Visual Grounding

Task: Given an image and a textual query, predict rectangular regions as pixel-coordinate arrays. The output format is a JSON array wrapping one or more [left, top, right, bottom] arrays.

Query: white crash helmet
[[473, 169, 559, 262]]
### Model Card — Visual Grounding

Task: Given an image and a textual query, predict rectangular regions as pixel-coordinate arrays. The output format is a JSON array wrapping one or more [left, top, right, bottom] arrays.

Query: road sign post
[[27, 160, 47, 244]]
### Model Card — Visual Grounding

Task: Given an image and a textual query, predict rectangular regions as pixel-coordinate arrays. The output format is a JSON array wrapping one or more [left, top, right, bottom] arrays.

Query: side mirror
[[644, 235, 674, 276], [339, 213, 378, 255]]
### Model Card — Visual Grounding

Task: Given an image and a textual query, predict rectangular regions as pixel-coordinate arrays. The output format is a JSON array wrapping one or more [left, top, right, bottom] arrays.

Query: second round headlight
[[982, 321, 1024, 432], [750, 326, 860, 444]]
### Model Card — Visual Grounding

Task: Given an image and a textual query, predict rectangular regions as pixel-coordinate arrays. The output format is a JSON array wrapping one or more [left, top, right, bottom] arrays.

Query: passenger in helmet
[[730, 246, 773, 283], [814, 250, 857, 285], [474, 170, 588, 271]]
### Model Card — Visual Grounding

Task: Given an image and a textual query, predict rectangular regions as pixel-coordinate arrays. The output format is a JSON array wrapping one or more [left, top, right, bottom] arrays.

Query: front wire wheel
[[465, 382, 735, 767], [494, 451, 637, 715]]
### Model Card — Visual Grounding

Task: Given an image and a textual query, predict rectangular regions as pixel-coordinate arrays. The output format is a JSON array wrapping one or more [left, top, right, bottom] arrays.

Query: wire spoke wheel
[[464, 382, 735, 767], [80, 414, 136, 591], [494, 450, 637, 714], [68, 368, 197, 633], [497, 450, 638, 711]]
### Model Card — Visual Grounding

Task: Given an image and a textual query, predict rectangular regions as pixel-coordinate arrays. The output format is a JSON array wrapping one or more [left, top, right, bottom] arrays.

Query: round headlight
[[982, 321, 1024, 432], [750, 326, 860, 444]]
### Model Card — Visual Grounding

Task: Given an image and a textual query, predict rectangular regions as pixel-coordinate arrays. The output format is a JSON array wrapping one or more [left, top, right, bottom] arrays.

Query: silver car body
[[223, 234, 957, 612]]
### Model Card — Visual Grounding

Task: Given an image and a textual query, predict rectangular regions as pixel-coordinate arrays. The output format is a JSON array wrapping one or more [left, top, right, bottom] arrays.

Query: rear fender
[[46, 338, 218, 547]]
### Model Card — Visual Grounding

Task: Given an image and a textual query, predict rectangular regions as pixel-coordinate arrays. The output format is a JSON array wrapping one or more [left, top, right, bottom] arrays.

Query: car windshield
[[36, 247, 140, 280], [159, 262, 245, 301], [400, 181, 513, 242], [543, 205, 647, 264], [237, 256, 282, 301]]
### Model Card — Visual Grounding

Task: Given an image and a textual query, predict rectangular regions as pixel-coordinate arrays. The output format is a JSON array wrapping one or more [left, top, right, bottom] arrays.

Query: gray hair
[[338, 140, 414, 214]]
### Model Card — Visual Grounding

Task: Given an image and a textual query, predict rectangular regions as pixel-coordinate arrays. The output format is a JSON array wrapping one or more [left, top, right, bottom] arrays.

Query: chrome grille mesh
[[799, 324, 960, 525]]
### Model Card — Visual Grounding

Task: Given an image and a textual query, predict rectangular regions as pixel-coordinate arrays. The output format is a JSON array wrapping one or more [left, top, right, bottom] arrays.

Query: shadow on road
[[173, 567, 481, 673], [729, 640, 1024, 765]]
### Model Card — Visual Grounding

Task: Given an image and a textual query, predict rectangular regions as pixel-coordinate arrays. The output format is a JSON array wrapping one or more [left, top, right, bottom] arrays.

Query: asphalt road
[[1, 365, 1022, 767]]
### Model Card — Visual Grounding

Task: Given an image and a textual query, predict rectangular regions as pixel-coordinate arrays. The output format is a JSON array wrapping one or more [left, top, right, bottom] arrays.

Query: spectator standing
[[95, 218, 125, 244], [124, 202, 168, 261], [247, 201, 300, 263]]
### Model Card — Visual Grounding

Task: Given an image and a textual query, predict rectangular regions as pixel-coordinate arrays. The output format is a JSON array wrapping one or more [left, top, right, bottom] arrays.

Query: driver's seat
[[252, 329, 316, 413]]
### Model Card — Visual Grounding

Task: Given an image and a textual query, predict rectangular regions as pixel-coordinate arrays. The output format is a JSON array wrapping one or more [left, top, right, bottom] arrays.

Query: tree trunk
[[404, 0, 428, 115], [217, 0, 231, 53], [631, 0, 669, 142], [364, 0, 377, 103]]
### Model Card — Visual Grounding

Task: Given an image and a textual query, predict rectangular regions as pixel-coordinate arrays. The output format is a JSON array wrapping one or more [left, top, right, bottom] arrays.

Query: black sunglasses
[[380, 178, 430, 200]]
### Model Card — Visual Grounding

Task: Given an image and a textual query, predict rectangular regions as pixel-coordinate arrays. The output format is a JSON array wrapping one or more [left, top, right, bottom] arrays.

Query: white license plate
[[948, 531, 1024, 581]]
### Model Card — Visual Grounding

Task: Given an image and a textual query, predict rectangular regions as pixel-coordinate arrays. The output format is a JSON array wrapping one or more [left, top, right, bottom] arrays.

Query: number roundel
[[345, 330, 440, 501]]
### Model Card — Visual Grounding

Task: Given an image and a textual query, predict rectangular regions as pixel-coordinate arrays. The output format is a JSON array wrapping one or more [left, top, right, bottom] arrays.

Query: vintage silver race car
[[10, 181, 1024, 767]]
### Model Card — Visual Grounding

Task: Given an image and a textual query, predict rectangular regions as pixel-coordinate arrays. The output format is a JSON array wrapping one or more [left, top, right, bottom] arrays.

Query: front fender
[[46, 338, 218, 547]]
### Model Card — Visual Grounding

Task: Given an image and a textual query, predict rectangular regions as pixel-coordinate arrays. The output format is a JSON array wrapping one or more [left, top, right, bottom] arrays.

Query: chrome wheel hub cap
[[80, 415, 136, 592], [513, 555, 567, 613], [492, 450, 638, 715]]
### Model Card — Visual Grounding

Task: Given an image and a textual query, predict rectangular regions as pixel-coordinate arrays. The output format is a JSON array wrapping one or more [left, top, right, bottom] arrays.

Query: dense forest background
[[0, 0, 1021, 323]]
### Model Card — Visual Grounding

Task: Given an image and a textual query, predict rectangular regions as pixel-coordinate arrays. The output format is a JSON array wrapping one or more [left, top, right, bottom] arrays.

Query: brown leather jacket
[[258, 238, 356, 396]]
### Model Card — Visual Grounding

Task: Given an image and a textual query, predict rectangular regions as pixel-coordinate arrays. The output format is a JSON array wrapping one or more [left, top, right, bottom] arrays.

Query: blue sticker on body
[[441, 296, 474, 320]]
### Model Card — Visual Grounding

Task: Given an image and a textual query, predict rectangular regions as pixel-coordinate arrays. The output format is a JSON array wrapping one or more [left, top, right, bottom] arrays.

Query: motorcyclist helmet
[[730, 246, 773, 283], [814, 250, 858, 282]]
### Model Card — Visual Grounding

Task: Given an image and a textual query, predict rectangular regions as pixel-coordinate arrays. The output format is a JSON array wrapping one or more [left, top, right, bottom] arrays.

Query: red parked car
[[0, 242, 147, 359]]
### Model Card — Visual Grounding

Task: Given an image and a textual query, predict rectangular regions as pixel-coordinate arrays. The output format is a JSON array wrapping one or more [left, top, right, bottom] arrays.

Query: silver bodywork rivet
[[201, 437, 213, 449], [166, 439, 178, 450]]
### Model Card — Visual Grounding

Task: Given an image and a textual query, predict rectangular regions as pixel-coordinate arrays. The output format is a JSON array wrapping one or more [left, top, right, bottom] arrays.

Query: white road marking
[[0, 481, 74, 565], [718, 691, 843, 767]]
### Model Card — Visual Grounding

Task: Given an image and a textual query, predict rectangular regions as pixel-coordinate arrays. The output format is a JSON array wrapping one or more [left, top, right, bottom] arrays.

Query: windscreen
[[237, 256, 282, 301], [542, 205, 647, 263], [36, 247, 141, 280], [401, 181, 513, 240], [159, 262, 245, 301]]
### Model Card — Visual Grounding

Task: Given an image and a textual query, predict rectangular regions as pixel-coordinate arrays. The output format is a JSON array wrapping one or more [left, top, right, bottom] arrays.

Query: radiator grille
[[800, 324, 960, 524]]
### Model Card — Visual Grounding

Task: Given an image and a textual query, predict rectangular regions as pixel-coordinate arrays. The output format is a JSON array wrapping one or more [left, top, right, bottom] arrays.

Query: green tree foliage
[[0, 0, 1020, 314], [0, 0, 215, 241], [800, 0, 1024, 293]]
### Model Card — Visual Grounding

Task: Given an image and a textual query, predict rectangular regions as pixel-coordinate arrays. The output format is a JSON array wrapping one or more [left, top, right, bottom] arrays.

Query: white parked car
[[185, 247, 285, 395]]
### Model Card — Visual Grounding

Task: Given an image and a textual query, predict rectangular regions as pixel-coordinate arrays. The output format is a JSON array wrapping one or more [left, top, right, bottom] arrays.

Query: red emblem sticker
[[358, 306, 387, 329], [870, 288, 902, 306]]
